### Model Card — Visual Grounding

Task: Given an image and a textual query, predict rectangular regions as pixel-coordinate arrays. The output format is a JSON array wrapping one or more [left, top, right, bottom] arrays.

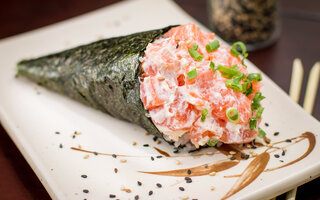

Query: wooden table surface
[[0, 0, 319, 199]]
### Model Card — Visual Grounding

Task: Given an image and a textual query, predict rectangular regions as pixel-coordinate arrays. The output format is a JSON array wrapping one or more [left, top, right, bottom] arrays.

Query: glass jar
[[208, 0, 280, 51]]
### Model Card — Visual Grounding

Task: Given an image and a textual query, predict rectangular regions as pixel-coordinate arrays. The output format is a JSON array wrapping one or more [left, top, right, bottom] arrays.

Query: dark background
[[0, 0, 319, 199]]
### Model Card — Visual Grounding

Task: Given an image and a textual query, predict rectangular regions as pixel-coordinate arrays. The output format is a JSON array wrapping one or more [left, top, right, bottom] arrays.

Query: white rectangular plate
[[0, 0, 319, 199]]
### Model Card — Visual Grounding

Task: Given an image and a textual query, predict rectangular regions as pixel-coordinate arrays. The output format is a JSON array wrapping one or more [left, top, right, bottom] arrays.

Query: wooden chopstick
[[289, 58, 304, 103], [303, 62, 320, 114]]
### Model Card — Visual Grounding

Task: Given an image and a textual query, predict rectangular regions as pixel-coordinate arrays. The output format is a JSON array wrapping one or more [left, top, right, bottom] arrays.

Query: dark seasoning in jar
[[208, 0, 279, 50]]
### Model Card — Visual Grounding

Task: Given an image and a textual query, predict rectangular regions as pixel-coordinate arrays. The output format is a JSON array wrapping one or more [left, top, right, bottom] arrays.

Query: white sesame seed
[[120, 159, 127, 163], [209, 172, 216, 176]]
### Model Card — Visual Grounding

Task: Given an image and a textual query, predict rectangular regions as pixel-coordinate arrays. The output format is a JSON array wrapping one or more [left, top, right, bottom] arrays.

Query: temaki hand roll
[[17, 23, 265, 149]]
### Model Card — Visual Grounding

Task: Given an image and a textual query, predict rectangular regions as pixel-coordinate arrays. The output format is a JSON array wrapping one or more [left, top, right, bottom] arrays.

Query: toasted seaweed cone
[[17, 26, 175, 138]]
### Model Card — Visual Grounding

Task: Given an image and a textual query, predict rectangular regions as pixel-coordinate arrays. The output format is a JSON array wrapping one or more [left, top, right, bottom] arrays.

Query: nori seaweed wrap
[[17, 23, 264, 148], [17, 26, 175, 139]]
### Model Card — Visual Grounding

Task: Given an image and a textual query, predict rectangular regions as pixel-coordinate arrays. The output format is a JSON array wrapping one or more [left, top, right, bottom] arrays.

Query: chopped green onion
[[258, 128, 266, 138], [188, 44, 204, 61], [210, 61, 216, 72], [247, 73, 262, 82], [208, 139, 219, 147], [226, 108, 240, 124], [242, 80, 253, 96], [201, 108, 209, 122], [256, 107, 264, 119], [225, 74, 246, 92], [251, 92, 265, 111], [187, 68, 198, 80], [230, 41, 248, 67], [226, 79, 243, 92], [249, 117, 257, 130], [206, 40, 220, 52], [216, 65, 243, 78]]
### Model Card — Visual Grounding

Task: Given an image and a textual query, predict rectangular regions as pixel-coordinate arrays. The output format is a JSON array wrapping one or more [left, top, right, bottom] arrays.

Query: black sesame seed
[[185, 177, 192, 181], [135, 195, 139, 200], [274, 154, 280, 158], [112, 154, 117, 158], [83, 189, 89, 193], [109, 194, 116, 198], [149, 190, 153, 196], [282, 151, 286, 156], [173, 150, 180, 154], [179, 187, 185, 191], [137, 181, 142, 186], [265, 123, 269, 127], [81, 175, 87, 178], [280, 160, 284, 162], [156, 183, 162, 188], [59, 144, 63, 148], [151, 156, 154, 161], [187, 169, 191, 175], [93, 152, 98, 156], [251, 145, 257, 149], [153, 136, 158, 141], [286, 139, 292, 143], [55, 131, 60, 134], [241, 153, 245, 159], [156, 155, 163, 158], [176, 43, 179, 48], [245, 154, 250, 159], [143, 144, 149, 147], [274, 132, 279, 136], [230, 157, 236, 160], [72, 135, 76, 139]]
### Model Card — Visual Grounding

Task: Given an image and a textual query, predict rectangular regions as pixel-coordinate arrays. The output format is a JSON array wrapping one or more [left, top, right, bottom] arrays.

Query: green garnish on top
[[187, 68, 198, 80], [258, 128, 266, 138], [208, 139, 219, 147], [201, 108, 209, 122], [226, 108, 240, 124], [230, 41, 248, 67], [188, 44, 204, 61], [216, 65, 244, 78], [210, 61, 216, 72], [206, 40, 220, 53]]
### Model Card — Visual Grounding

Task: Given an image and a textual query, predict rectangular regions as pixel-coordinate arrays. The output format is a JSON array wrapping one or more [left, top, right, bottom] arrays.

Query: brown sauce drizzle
[[224, 132, 316, 178], [222, 152, 270, 200], [70, 132, 316, 200], [139, 160, 239, 177], [153, 147, 171, 157], [265, 132, 315, 172]]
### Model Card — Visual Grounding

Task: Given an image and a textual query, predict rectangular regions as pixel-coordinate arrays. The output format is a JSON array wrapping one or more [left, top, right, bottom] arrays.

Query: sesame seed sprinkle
[[83, 189, 89, 193], [109, 194, 116, 198], [274, 154, 280, 158], [265, 122, 269, 127], [187, 169, 191, 175], [149, 190, 153, 196], [137, 181, 142, 186], [120, 159, 127, 163], [59, 144, 63, 148], [135, 195, 139, 200], [209, 172, 216, 176], [179, 187, 185, 191], [210, 186, 215, 191], [274, 132, 279, 136], [132, 142, 137, 146], [81, 175, 87, 178], [143, 144, 149, 147], [151, 156, 155, 161], [156, 183, 162, 188], [112, 154, 117, 158], [156, 155, 163, 158], [286, 139, 292, 143]]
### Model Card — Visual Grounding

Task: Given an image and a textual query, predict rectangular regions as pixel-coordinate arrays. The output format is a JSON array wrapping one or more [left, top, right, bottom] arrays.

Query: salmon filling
[[140, 23, 262, 148]]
